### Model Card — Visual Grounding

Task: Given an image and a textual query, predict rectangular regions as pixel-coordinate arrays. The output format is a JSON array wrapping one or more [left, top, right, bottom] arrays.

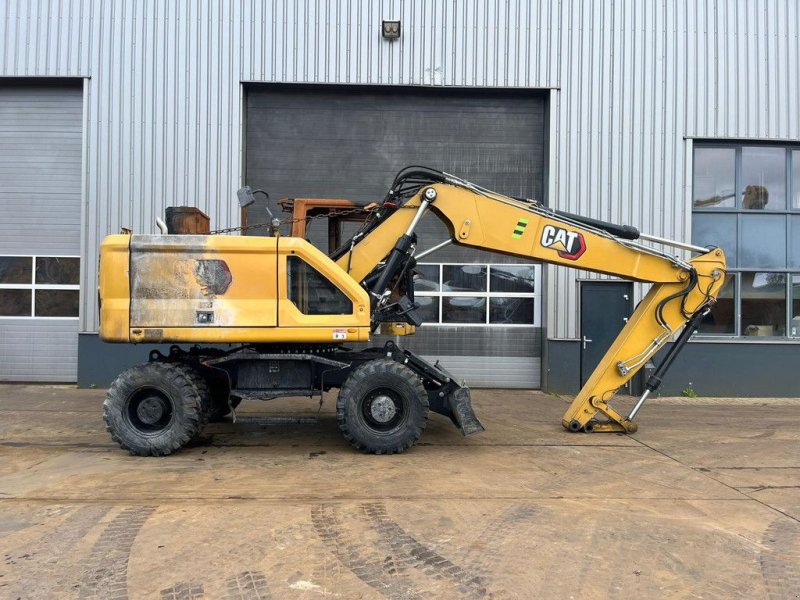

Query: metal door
[[580, 281, 633, 387], [244, 85, 547, 388], [0, 82, 83, 382]]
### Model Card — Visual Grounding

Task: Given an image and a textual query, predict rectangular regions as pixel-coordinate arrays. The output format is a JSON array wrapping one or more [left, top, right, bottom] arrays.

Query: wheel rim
[[124, 387, 174, 434], [361, 388, 406, 432]]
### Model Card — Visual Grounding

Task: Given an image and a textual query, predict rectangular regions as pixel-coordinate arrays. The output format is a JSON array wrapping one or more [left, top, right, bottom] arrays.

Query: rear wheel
[[336, 359, 429, 454], [103, 362, 209, 456]]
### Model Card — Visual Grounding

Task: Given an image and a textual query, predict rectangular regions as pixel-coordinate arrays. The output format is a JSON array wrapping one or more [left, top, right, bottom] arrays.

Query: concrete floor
[[0, 385, 798, 600]]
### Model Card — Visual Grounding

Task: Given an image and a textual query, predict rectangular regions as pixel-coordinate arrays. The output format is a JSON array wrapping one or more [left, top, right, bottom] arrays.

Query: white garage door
[[0, 82, 83, 382]]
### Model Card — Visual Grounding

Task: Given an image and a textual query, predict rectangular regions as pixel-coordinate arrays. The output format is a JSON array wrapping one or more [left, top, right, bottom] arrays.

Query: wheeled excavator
[[98, 167, 726, 455]]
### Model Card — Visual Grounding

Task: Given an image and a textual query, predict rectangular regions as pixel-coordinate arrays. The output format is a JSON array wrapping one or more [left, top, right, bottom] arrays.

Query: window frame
[[286, 254, 354, 316], [692, 141, 800, 340], [693, 142, 800, 214], [413, 262, 541, 327], [0, 255, 80, 320], [791, 273, 800, 338]]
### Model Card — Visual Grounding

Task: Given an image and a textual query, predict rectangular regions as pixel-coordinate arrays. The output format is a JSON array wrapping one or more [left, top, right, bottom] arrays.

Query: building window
[[692, 143, 800, 339], [693, 147, 736, 208], [413, 263, 540, 326], [0, 256, 80, 318], [793, 151, 800, 209], [698, 274, 735, 335]]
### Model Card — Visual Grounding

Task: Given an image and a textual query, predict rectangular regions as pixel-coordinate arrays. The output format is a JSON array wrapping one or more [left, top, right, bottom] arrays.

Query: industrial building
[[1, 1, 798, 395]]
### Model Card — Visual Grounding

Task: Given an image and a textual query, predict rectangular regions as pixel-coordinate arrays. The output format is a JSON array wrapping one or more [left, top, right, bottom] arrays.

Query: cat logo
[[540, 225, 587, 260]]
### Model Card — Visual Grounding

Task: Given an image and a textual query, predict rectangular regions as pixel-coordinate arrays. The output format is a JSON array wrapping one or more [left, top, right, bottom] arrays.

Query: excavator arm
[[333, 169, 727, 433]]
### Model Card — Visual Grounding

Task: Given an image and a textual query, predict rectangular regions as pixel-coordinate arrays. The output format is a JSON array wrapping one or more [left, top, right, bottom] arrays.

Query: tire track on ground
[[361, 502, 488, 599], [160, 580, 205, 599], [224, 570, 272, 600], [311, 504, 424, 599], [3, 505, 111, 598], [760, 517, 800, 600], [78, 506, 155, 600]]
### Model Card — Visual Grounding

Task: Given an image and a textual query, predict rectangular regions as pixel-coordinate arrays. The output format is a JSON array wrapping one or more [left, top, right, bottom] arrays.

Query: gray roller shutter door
[[245, 86, 545, 388], [0, 82, 82, 382]]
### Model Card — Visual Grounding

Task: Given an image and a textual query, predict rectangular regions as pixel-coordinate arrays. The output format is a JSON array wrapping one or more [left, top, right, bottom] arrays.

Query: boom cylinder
[[627, 305, 711, 421], [368, 189, 435, 303]]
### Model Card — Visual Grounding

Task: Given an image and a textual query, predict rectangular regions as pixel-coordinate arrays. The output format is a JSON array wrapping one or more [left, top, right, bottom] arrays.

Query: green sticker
[[512, 218, 528, 239]]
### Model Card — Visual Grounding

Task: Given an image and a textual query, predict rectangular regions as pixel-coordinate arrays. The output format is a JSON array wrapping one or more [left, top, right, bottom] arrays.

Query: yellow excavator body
[[97, 166, 725, 456], [99, 234, 371, 345]]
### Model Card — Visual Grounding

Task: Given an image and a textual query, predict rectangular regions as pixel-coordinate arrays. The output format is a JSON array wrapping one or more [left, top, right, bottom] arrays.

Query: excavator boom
[[333, 170, 727, 432]]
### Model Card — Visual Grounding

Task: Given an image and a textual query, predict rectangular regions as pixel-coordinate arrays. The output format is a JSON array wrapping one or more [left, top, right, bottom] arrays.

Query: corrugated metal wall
[[1, 0, 798, 338]]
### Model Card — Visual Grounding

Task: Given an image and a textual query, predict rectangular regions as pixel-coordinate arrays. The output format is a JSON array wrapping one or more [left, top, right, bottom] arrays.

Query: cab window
[[287, 256, 353, 315]]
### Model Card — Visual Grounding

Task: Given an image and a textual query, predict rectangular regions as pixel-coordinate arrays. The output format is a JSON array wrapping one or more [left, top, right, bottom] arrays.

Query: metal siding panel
[[0, 320, 78, 381], [420, 356, 541, 388], [385, 327, 542, 359], [0, 0, 92, 76], [789, 1, 800, 136]]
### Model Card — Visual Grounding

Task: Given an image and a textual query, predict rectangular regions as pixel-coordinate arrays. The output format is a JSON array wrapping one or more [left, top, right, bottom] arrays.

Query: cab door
[[276, 237, 370, 335]]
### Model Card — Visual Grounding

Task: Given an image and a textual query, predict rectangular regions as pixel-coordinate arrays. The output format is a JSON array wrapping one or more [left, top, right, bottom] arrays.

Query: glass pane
[[442, 265, 487, 292], [34, 289, 79, 317], [0, 289, 32, 316], [740, 215, 786, 268], [792, 275, 800, 337], [691, 213, 738, 267], [442, 296, 485, 323], [697, 274, 735, 334], [0, 256, 32, 284], [793, 151, 800, 209], [35, 257, 80, 285], [287, 256, 353, 315], [792, 216, 800, 269], [693, 147, 735, 208], [413, 264, 440, 292], [741, 146, 786, 210], [741, 272, 786, 337], [415, 296, 439, 323], [489, 265, 536, 293], [489, 297, 534, 324]]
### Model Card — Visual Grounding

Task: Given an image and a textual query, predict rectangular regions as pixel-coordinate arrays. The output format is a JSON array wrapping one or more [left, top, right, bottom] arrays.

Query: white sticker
[[333, 329, 347, 340]]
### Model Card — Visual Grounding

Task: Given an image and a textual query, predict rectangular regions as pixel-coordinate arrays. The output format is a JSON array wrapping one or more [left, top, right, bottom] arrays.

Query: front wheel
[[336, 359, 429, 454], [103, 362, 209, 456]]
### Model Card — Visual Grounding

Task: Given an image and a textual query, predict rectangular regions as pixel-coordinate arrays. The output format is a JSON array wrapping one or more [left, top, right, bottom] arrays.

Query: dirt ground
[[0, 385, 798, 599]]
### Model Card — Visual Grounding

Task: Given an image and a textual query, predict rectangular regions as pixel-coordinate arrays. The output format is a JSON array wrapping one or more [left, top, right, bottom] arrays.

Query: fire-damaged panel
[[128, 235, 278, 328]]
